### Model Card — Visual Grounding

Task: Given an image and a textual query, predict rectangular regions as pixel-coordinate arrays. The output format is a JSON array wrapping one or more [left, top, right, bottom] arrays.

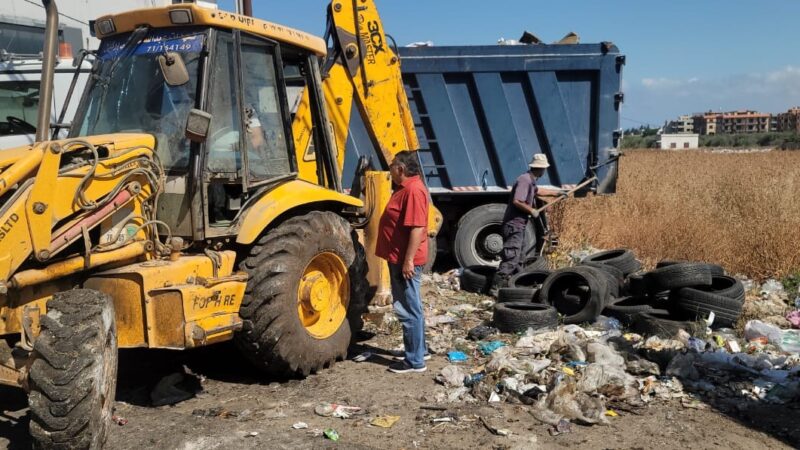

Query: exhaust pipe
[[242, 0, 252, 17], [36, 0, 59, 143]]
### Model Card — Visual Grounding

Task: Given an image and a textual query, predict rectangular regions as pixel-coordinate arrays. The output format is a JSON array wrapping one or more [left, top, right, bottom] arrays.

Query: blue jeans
[[389, 263, 426, 368]]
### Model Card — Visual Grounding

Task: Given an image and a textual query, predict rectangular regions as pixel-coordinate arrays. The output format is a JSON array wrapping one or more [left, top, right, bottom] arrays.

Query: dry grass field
[[553, 149, 800, 280]]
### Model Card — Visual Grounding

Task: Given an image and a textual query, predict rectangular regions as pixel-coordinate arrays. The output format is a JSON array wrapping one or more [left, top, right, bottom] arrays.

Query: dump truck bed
[[343, 42, 624, 194]]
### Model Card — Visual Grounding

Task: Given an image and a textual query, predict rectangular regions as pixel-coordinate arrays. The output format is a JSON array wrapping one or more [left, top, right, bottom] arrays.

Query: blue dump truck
[[343, 41, 624, 268]]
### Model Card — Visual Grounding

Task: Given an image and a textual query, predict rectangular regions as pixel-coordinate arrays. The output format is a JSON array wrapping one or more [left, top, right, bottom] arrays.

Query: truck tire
[[671, 276, 745, 328], [497, 287, 537, 303], [509, 270, 551, 289], [539, 267, 607, 324], [422, 237, 437, 274], [493, 303, 558, 333], [453, 203, 535, 268], [460, 265, 496, 294], [236, 211, 369, 377], [642, 263, 713, 293], [656, 260, 725, 276], [582, 249, 641, 276], [28, 289, 117, 450], [603, 296, 667, 325]]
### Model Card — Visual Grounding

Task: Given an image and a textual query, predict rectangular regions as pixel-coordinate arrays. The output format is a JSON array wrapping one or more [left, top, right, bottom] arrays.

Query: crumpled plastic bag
[[549, 328, 588, 362], [545, 379, 608, 425], [436, 365, 467, 388], [665, 353, 700, 380]]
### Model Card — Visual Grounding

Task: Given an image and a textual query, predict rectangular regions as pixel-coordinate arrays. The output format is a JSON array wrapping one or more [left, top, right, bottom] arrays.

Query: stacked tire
[[583, 251, 745, 334], [460, 265, 496, 294]]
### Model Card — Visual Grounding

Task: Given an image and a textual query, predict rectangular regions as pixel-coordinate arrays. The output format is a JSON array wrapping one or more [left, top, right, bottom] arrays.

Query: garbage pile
[[423, 249, 800, 433]]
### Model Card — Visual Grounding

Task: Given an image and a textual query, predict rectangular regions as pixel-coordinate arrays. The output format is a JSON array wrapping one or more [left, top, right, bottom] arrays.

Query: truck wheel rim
[[297, 252, 349, 339], [473, 224, 503, 264]]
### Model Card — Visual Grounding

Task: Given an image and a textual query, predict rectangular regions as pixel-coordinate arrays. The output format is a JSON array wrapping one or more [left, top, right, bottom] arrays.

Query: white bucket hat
[[529, 154, 550, 169]]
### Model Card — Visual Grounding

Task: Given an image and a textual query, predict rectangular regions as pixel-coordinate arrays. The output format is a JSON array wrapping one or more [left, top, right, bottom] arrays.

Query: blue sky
[[219, 0, 800, 127]]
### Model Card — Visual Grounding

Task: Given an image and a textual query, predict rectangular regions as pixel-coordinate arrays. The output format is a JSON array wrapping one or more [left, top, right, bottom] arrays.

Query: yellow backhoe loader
[[0, 1, 439, 447]]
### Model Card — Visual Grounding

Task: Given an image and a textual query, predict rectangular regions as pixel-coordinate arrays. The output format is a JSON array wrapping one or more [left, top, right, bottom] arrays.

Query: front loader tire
[[235, 211, 369, 377], [28, 289, 118, 450]]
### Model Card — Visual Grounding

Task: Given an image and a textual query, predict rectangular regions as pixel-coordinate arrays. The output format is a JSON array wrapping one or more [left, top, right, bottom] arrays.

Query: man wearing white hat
[[491, 153, 551, 293]]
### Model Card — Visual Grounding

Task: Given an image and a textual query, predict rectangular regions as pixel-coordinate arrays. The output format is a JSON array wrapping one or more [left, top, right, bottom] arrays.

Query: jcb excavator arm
[[325, 0, 419, 166], [292, 0, 419, 180]]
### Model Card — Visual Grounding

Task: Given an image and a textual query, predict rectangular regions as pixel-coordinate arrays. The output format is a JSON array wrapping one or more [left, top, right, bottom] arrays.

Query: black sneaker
[[388, 349, 432, 361], [388, 361, 427, 374]]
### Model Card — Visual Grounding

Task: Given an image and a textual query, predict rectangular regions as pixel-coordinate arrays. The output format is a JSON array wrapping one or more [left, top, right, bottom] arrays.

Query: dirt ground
[[1, 282, 799, 450]]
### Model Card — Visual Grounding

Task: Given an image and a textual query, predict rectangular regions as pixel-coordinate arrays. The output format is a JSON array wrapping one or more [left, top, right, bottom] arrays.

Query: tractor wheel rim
[[297, 252, 349, 339]]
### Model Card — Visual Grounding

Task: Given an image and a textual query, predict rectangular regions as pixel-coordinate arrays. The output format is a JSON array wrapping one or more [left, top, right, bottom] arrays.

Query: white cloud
[[626, 66, 800, 123]]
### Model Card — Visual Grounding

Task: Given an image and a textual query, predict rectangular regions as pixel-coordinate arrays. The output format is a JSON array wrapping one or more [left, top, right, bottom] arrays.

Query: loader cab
[[70, 23, 338, 242]]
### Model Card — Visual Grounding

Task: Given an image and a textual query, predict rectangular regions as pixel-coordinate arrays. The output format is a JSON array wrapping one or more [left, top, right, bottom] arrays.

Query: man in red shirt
[[376, 150, 430, 373]]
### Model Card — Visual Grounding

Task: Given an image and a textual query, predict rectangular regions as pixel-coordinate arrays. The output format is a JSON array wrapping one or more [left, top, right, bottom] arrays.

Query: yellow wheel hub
[[297, 252, 350, 339]]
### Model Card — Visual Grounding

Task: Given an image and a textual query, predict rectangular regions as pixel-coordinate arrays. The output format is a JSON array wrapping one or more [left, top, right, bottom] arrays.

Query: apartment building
[[692, 112, 719, 135], [717, 110, 772, 134], [664, 115, 694, 134], [777, 107, 800, 133]]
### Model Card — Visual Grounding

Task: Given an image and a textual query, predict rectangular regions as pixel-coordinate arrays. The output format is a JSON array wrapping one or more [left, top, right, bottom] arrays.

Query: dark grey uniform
[[497, 172, 537, 280]]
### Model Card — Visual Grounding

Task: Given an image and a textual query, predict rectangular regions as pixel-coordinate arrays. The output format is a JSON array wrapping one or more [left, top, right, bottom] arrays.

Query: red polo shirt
[[376, 175, 429, 266]]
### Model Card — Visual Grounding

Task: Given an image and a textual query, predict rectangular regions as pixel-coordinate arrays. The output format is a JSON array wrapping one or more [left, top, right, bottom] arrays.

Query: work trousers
[[497, 220, 529, 279], [388, 263, 427, 368]]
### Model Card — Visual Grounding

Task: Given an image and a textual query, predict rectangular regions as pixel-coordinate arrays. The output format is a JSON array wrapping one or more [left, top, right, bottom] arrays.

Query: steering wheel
[[6, 116, 36, 134]]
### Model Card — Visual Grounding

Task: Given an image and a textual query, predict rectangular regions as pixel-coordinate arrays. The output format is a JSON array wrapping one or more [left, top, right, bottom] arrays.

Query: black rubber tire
[[235, 211, 369, 377], [453, 203, 536, 268], [497, 287, 537, 303], [671, 276, 745, 328], [522, 255, 549, 271], [656, 260, 725, 276], [493, 302, 558, 333], [603, 296, 663, 325], [539, 267, 608, 324], [422, 236, 437, 274], [642, 263, 713, 293], [509, 270, 551, 289], [581, 262, 622, 298], [460, 265, 496, 294], [582, 249, 642, 275], [631, 311, 706, 338], [626, 273, 648, 297], [28, 289, 117, 450]]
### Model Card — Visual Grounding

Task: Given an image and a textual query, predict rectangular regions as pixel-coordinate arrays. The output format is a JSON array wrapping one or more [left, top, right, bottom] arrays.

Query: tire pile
[[459, 249, 745, 337]]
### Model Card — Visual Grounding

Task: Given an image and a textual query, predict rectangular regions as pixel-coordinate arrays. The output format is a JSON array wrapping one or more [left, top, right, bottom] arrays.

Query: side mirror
[[185, 109, 212, 143], [158, 51, 190, 86]]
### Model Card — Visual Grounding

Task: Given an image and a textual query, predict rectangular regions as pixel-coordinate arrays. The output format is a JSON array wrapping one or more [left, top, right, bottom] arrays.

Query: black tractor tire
[[453, 203, 536, 268], [422, 237, 437, 274], [603, 296, 665, 325], [460, 265, 496, 294], [493, 303, 558, 333], [539, 267, 607, 324], [497, 287, 537, 303], [522, 255, 549, 271], [642, 263, 713, 293], [671, 276, 745, 328], [235, 211, 369, 377], [657, 260, 725, 276], [631, 311, 706, 338], [28, 289, 117, 450], [509, 269, 551, 289], [582, 249, 641, 275]]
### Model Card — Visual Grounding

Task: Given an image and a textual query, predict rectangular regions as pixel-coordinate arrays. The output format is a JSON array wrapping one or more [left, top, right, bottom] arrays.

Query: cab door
[[202, 30, 297, 235]]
